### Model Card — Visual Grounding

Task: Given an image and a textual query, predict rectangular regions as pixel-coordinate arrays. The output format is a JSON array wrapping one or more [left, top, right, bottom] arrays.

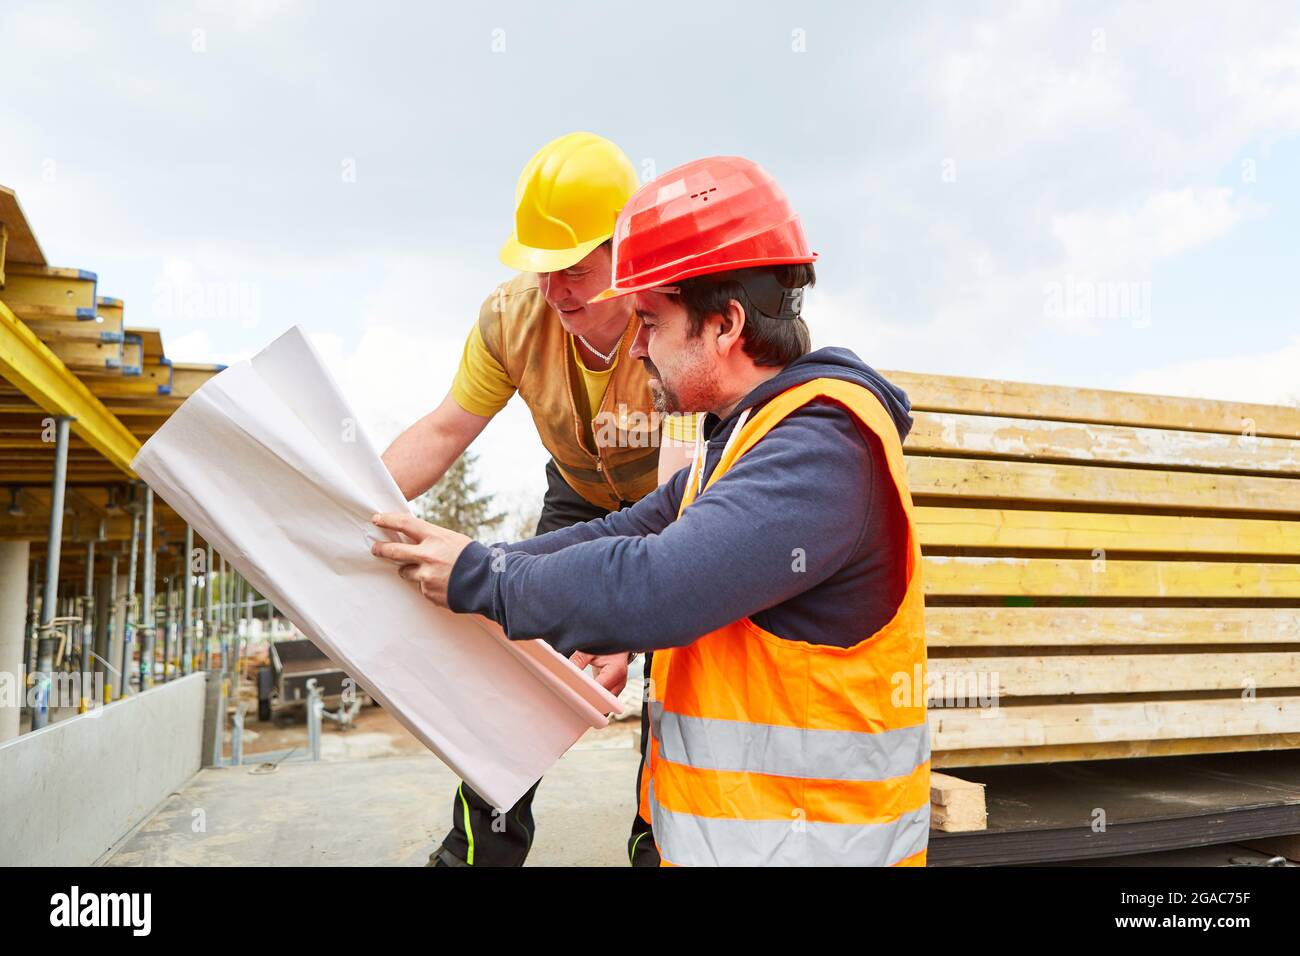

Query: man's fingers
[[593, 661, 629, 694], [371, 512, 431, 541], [371, 539, 424, 565], [570, 651, 594, 670]]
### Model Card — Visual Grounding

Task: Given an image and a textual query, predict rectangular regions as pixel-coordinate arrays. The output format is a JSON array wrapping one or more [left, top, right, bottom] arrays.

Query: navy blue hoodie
[[448, 347, 914, 656]]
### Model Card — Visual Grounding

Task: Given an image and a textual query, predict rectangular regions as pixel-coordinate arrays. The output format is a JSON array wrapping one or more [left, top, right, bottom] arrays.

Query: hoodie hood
[[703, 347, 914, 445]]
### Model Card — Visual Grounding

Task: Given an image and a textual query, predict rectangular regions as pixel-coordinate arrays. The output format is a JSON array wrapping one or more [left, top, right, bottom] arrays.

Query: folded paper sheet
[[132, 326, 621, 808]]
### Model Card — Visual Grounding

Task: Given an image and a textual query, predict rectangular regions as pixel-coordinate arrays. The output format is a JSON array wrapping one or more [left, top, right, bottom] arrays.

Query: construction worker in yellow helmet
[[381, 132, 695, 867]]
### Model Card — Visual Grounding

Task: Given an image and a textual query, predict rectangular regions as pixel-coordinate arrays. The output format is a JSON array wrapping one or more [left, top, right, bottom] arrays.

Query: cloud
[[5, 0, 1300, 502], [1119, 335, 1300, 406], [1050, 188, 1251, 278]]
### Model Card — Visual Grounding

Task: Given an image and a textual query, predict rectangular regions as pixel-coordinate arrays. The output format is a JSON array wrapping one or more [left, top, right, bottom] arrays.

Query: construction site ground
[[101, 691, 644, 866]]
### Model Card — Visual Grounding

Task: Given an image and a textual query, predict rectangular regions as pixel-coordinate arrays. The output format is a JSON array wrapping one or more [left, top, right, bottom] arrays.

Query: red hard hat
[[590, 156, 817, 302]]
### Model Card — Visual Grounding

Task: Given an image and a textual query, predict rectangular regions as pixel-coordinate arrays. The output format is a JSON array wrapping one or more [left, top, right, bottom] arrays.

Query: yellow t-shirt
[[567, 334, 616, 450], [449, 320, 699, 448], [450, 322, 516, 418]]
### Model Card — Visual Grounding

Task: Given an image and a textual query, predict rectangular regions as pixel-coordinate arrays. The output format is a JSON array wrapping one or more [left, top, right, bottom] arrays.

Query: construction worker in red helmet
[[374, 155, 930, 865], [382, 133, 695, 867]]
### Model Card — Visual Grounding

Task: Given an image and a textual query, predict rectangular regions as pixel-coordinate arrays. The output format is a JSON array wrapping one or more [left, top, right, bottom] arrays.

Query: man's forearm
[[445, 405, 877, 658], [383, 426, 458, 500], [382, 397, 490, 500]]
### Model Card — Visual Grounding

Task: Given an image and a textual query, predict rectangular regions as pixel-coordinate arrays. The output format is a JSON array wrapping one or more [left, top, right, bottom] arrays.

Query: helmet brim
[[589, 251, 819, 304], [499, 233, 611, 274]]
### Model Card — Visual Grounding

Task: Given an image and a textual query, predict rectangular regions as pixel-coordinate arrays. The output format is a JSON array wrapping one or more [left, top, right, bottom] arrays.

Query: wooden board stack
[[881, 370, 1300, 768]]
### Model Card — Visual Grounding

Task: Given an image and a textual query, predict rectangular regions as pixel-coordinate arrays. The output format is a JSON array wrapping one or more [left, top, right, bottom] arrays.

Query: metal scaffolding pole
[[204, 543, 214, 670], [32, 415, 72, 731], [182, 525, 195, 676], [81, 538, 95, 710], [24, 558, 39, 684], [163, 568, 175, 682], [121, 497, 140, 699], [140, 487, 155, 691], [245, 578, 254, 642], [218, 553, 228, 679], [232, 574, 244, 687], [106, 552, 119, 701]]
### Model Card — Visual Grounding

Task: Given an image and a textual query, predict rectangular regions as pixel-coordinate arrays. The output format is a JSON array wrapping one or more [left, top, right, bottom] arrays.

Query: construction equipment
[[257, 637, 358, 725]]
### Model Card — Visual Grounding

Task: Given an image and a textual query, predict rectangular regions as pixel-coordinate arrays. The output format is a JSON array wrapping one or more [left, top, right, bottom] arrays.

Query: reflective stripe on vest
[[648, 701, 931, 781], [649, 782, 931, 867], [647, 377, 930, 867]]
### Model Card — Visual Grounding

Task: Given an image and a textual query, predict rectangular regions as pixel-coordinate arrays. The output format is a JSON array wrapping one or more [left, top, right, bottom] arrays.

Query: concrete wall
[[0, 672, 207, 866], [0, 541, 30, 743]]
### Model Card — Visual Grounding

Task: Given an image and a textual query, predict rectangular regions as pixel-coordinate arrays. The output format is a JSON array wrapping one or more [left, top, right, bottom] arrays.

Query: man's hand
[[370, 513, 472, 607], [570, 651, 631, 696]]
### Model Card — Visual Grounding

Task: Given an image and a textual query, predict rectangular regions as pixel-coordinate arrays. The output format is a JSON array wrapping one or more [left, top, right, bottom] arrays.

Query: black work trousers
[[433, 459, 659, 867]]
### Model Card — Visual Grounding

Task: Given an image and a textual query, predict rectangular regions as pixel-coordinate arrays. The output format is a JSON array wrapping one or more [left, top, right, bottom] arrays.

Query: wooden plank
[[908, 411, 1300, 475], [1241, 834, 1300, 861], [1, 263, 97, 317], [119, 336, 141, 373], [170, 363, 224, 398], [79, 368, 171, 398], [916, 506, 1300, 557], [907, 456, 1300, 515], [20, 313, 124, 343], [95, 296, 125, 338], [930, 652, 1300, 697], [924, 555, 1300, 599], [929, 695, 1300, 749], [883, 368, 1300, 440], [924, 606, 1300, 647], [42, 338, 122, 372], [0, 185, 46, 266], [930, 772, 987, 832], [0, 298, 139, 476], [933, 732, 1300, 768], [126, 327, 164, 363]]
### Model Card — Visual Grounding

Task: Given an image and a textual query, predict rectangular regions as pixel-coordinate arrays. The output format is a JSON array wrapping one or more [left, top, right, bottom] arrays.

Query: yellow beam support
[[0, 297, 139, 476]]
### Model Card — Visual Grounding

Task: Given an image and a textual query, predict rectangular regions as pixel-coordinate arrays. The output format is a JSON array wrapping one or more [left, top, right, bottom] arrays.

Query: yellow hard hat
[[499, 132, 640, 274]]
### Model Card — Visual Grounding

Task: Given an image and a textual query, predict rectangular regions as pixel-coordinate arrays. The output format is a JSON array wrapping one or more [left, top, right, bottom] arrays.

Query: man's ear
[[714, 299, 747, 357]]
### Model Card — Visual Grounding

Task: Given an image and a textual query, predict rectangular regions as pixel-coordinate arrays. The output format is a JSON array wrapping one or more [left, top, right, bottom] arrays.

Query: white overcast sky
[[3, 0, 1299, 513]]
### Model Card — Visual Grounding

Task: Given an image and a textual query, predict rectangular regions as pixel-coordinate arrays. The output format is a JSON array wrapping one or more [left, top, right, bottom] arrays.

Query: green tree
[[413, 452, 504, 539]]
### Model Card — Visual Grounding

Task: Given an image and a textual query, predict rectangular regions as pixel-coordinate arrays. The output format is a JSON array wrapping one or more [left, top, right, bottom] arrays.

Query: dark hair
[[677, 264, 815, 367]]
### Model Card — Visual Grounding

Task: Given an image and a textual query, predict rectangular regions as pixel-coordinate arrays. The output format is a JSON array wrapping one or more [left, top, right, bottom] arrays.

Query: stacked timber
[[882, 370, 1300, 767]]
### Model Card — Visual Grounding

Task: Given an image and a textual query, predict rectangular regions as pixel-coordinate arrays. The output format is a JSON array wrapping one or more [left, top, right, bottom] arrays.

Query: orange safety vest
[[642, 377, 930, 866]]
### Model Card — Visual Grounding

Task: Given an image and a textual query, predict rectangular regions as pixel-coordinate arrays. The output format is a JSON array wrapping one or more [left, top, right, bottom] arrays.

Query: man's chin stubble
[[651, 384, 672, 415]]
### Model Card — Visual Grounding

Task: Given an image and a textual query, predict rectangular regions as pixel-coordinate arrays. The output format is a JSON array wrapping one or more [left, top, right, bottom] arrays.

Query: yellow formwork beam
[[0, 297, 139, 476]]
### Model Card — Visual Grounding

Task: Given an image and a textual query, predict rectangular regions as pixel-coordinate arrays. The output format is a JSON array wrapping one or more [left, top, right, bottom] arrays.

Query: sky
[[3, 0, 1299, 517]]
